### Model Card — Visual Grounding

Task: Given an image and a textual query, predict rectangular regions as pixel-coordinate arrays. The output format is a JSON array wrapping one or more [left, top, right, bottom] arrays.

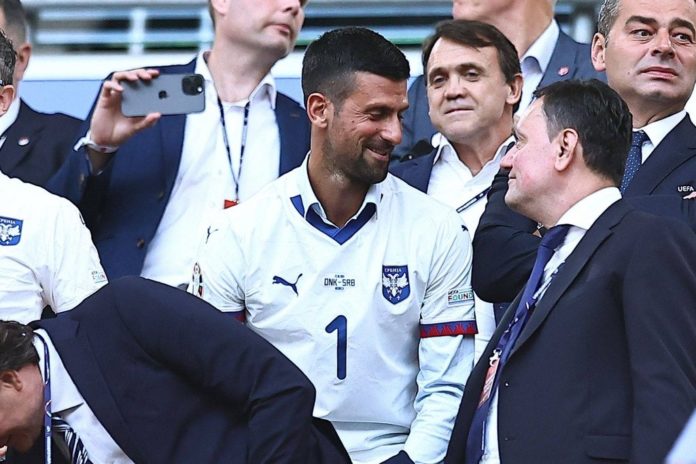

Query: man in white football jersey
[[0, 28, 106, 325], [191, 27, 476, 464]]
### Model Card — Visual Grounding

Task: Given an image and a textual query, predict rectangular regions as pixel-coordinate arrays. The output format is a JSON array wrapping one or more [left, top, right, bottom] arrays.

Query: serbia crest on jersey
[[0, 216, 22, 246], [381, 265, 410, 304]]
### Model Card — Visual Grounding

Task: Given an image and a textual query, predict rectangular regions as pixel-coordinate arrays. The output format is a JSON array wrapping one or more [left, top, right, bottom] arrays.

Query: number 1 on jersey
[[325, 315, 347, 380]]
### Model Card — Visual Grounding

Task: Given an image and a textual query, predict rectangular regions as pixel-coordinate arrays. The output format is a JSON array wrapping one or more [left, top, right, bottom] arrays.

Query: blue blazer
[[394, 29, 604, 159], [446, 202, 696, 463], [389, 148, 436, 193], [473, 114, 696, 303], [0, 99, 82, 187], [47, 60, 310, 279], [21, 277, 350, 464]]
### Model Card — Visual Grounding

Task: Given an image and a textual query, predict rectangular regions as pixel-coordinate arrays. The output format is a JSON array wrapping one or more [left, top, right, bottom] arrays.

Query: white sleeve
[[188, 213, 246, 316], [41, 199, 107, 313], [403, 211, 476, 464]]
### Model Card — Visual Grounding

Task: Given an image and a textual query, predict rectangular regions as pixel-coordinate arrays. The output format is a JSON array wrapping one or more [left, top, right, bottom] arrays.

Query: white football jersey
[[0, 171, 107, 323], [193, 161, 476, 463]]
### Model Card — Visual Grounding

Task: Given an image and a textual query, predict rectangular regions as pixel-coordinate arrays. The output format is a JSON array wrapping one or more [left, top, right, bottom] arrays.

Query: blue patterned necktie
[[620, 130, 649, 193], [51, 415, 93, 464], [465, 224, 570, 464]]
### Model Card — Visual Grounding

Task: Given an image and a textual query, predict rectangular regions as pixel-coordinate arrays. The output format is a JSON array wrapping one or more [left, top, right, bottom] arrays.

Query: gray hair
[[597, 0, 622, 40]]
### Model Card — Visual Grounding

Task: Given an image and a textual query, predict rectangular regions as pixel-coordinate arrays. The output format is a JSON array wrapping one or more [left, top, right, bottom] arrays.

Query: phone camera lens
[[182, 74, 204, 95]]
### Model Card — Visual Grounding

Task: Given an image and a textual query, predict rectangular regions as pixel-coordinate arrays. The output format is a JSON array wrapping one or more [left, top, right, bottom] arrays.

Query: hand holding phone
[[121, 73, 206, 117]]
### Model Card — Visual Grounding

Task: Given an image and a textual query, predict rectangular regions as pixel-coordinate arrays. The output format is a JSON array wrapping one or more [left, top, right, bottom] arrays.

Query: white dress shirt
[[481, 187, 622, 463], [141, 51, 282, 287], [636, 110, 686, 163], [33, 330, 133, 464], [427, 134, 512, 361], [518, 20, 560, 114]]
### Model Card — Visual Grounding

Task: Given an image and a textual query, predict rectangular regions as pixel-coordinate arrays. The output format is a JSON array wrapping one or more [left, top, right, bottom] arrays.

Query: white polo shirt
[[0, 171, 106, 323]]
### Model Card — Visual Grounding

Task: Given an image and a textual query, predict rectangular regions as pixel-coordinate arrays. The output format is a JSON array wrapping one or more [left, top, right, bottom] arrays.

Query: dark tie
[[51, 416, 93, 464], [465, 225, 570, 464], [620, 130, 649, 193]]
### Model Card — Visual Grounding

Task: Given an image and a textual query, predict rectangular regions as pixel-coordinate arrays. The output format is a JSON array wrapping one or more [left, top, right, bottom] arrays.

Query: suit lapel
[[400, 151, 436, 193], [627, 115, 696, 195], [510, 202, 628, 358], [0, 101, 42, 174], [276, 94, 309, 175], [154, 61, 195, 196], [538, 30, 577, 89], [36, 318, 147, 464]]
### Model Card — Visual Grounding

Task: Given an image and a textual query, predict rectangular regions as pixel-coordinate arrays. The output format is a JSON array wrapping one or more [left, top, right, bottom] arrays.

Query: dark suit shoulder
[[389, 150, 436, 193], [545, 30, 605, 84]]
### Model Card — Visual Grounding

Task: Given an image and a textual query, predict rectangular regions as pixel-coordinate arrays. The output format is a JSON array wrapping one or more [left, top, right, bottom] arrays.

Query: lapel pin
[[558, 66, 569, 77], [18, 137, 29, 146]]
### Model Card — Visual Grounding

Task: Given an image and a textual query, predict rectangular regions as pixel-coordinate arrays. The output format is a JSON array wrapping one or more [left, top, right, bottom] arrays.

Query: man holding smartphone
[[48, 0, 311, 288]]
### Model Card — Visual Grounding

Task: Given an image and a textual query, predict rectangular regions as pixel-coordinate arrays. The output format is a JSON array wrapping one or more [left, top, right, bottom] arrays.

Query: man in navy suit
[[394, 0, 603, 160], [48, 0, 310, 286], [0, 277, 350, 464], [0, 0, 82, 186], [446, 79, 696, 464], [473, 0, 696, 304]]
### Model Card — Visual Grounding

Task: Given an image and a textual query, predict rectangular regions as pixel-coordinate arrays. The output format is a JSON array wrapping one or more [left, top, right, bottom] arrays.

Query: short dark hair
[[0, 27, 15, 85], [421, 20, 521, 111], [534, 79, 632, 186], [301, 27, 410, 107], [0, 0, 27, 44], [422, 20, 520, 84], [0, 321, 39, 372]]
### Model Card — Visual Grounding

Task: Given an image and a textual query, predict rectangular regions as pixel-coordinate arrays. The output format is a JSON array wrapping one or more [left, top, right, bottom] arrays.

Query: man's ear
[[209, 0, 228, 21], [306, 92, 330, 128], [506, 73, 524, 107], [0, 369, 22, 391], [591, 33, 608, 73], [13, 42, 32, 83], [0, 84, 15, 116], [555, 128, 579, 172]]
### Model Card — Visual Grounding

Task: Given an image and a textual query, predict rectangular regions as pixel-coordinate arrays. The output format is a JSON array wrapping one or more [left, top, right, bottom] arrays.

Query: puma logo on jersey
[[272, 273, 303, 296], [206, 226, 219, 244]]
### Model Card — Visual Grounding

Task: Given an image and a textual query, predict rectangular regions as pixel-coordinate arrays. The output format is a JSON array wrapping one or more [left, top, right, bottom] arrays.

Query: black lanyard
[[216, 96, 250, 202], [456, 187, 491, 213]]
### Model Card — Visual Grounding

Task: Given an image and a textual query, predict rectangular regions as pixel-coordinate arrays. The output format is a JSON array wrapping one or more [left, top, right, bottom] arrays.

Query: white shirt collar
[[522, 20, 560, 76], [33, 329, 84, 414], [431, 132, 513, 170], [636, 110, 686, 148], [295, 153, 382, 224], [0, 97, 21, 138], [556, 187, 622, 231], [196, 50, 277, 109]]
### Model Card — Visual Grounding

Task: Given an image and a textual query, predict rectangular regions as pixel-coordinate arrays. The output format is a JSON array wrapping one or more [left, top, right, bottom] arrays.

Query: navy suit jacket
[[394, 29, 604, 159], [389, 148, 436, 192], [473, 114, 696, 303], [13, 277, 350, 464], [446, 202, 696, 463], [0, 99, 82, 187], [47, 60, 310, 279]]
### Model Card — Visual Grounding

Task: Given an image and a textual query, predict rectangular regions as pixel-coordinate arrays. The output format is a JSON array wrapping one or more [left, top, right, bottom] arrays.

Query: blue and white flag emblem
[[382, 265, 410, 304], [0, 216, 22, 246]]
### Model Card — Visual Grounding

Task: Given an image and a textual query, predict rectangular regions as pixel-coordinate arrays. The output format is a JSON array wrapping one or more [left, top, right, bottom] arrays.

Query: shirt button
[[504, 381, 510, 387], [157, 190, 165, 200], [136, 238, 146, 249]]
